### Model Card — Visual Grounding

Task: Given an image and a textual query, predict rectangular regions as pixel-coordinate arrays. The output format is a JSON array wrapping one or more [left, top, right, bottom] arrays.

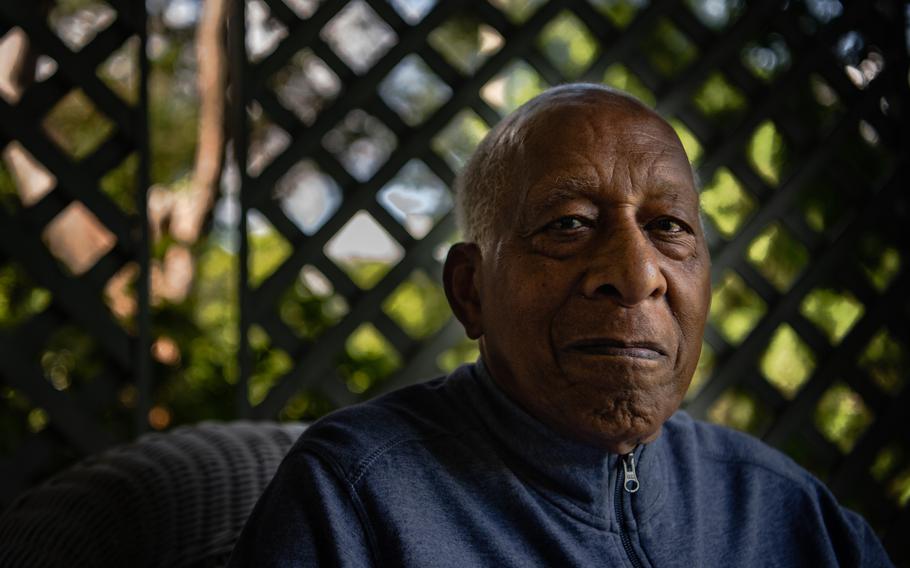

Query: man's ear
[[443, 243, 484, 339]]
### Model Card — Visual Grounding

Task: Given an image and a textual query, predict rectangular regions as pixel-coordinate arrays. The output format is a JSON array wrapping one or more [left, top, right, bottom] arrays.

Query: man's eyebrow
[[525, 177, 601, 210]]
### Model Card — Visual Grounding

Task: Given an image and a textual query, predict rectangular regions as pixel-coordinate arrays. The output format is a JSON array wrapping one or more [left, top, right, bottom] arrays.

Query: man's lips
[[566, 338, 667, 360]]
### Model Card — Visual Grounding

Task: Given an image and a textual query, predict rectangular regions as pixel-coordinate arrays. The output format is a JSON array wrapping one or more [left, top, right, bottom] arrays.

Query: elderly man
[[229, 85, 892, 566]]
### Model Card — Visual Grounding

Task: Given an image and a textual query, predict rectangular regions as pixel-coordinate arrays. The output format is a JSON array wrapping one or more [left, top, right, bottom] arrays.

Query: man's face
[[475, 97, 711, 453]]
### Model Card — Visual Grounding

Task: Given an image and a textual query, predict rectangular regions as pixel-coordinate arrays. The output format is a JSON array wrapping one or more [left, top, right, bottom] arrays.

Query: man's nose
[[580, 227, 668, 306]]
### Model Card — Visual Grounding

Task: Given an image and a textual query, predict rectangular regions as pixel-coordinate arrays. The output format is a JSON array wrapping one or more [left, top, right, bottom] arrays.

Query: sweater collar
[[449, 359, 667, 526]]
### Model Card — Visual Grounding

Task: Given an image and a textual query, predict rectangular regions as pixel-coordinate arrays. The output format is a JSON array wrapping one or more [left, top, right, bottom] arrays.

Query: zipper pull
[[622, 453, 640, 493]]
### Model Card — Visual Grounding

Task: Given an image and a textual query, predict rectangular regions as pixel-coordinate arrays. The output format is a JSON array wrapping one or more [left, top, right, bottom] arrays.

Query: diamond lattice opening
[[283, 0, 322, 20], [248, 210, 292, 287], [269, 49, 341, 126], [858, 329, 907, 395], [799, 287, 865, 345], [248, 102, 291, 176], [588, 0, 649, 29], [481, 60, 548, 116], [856, 233, 901, 293], [97, 36, 139, 104], [321, 1, 397, 74], [382, 270, 450, 339], [388, 0, 437, 24], [429, 15, 503, 75], [325, 210, 404, 289], [43, 89, 115, 160], [747, 120, 789, 187], [760, 323, 816, 399], [0, 262, 53, 329], [431, 109, 490, 171], [0, 141, 57, 207], [274, 160, 342, 235], [537, 11, 600, 80], [43, 201, 116, 275], [377, 160, 452, 239], [670, 118, 703, 165], [246, 0, 288, 63], [379, 55, 452, 126], [814, 381, 872, 453], [700, 168, 755, 238], [710, 269, 767, 346], [49, 0, 116, 52], [340, 323, 402, 394], [693, 72, 747, 124], [487, 0, 547, 24], [746, 222, 808, 293], [644, 18, 698, 77], [602, 64, 655, 107], [322, 109, 397, 182], [708, 387, 771, 435], [279, 264, 349, 340], [100, 153, 138, 214]]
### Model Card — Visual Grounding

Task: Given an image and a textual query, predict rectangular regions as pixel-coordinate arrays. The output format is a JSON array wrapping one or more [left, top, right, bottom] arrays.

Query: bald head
[[455, 84, 694, 249]]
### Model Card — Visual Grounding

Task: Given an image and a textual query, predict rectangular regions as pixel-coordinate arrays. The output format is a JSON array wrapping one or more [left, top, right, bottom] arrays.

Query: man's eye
[[649, 217, 689, 234], [547, 216, 587, 231]]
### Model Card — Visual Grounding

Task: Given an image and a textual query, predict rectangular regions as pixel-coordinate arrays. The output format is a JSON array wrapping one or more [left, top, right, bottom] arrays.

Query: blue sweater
[[229, 362, 892, 567]]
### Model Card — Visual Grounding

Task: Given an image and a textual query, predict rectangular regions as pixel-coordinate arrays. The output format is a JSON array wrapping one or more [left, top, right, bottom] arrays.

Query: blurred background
[[0, 0, 908, 561]]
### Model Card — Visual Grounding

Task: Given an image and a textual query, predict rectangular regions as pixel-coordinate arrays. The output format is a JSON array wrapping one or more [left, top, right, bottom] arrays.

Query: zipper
[[615, 451, 644, 568]]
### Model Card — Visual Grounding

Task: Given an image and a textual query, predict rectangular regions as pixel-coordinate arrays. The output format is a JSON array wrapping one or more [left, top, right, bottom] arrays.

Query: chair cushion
[[0, 420, 306, 568]]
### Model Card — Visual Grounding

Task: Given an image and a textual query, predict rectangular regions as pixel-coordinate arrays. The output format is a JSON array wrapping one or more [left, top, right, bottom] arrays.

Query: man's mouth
[[567, 339, 666, 360]]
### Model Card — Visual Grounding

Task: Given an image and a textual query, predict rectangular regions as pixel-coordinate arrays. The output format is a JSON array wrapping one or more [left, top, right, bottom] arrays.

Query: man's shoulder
[[289, 370, 475, 484], [663, 411, 816, 489]]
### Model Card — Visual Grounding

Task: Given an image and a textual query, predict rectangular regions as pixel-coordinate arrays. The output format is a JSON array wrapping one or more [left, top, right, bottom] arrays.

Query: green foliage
[[437, 338, 480, 373], [339, 324, 402, 394], [814, 382, 872, 453], [857, 234, 901, 293], [710, 270, 766, 345], [249, 224, 292, 287], [100, 153, 139, 214], [708, 388, 769, 435], [487, 0, 546, 23], [747, 223, 808, 292], [859, 330, 907, 395], [482, 61, 547, 116], [279, 268, 348, 340], [537, 11, 599, 79], [670, 118, 703, 165], [383, 271, 450, 339], [602, 65, 656, 107], [644, 19, 698, 77], [693, 73, 747, 124], [432, 109, 489, 170], [429, 15, 502, 75], [0, 388, 39, 454], [685, 341, 715, 401], [800, 288, 864, 345], [699, 168, 756, 238], [43, 90, 114, 160], [747, 121, 788, 186], [589, 0, 647, 28], [760, 324, 815, 399], [247, 326, 293, 406], [0, 263, 52, 328]]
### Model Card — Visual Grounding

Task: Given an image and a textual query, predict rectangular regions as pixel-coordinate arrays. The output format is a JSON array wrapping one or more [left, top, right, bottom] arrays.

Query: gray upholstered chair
[[0, 420, 306, 568]]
